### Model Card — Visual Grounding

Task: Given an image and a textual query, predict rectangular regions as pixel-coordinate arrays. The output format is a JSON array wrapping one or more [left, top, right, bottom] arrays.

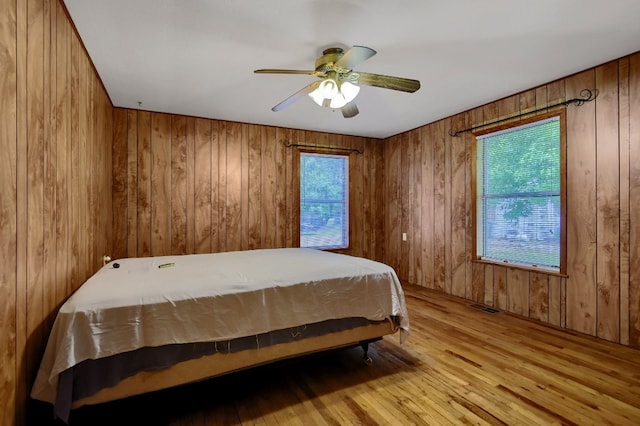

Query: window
[[299, 152, 349, 249], [474, 112, 565, 272]]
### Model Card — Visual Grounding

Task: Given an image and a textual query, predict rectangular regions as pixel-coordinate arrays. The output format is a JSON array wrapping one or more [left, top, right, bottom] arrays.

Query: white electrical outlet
[[402, 232, 407, 241]]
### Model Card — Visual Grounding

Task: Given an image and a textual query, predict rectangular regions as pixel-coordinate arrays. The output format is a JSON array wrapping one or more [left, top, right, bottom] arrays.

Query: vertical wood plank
[[483, 265, 494, 306], [185, 117, 195, 254], [112, 109, 128, 259], [0, 0, 17, 421], [561, 276, 567, 328], [450, 113, 466, 298], [351, 136, 365, 257], [595, 61, 621, 342], [498, 95, 519, 121], [291, 136, 302, 249], [43, 0, 56, 334], [284, 130, 299, 249], [566, 69, 598, 336], [399, 132, 410, 282], [411, 130, 423, 286], [150, 113, 172, 256], [137, 111, 151, 257], [25, 0, 45, 390], [467, 108, 483, 299], [493, 266, 507, 310], [78, 45, 88, 281], [241, 123, 250, 251], [248, 124, 261, 250], [547, 80, 565, 105], [520, 88, 537, 113], [261, 126, 276, 248], [463, 111, 474, 300], [55, 3, 69, 306], [89, 69, 97, 264], [126, 109, 138, 257], [507, 268, 529, 317], [87, 65, 95, 270], [549, 275, 562, 326], [106, 93, 115, 258], [274, 127, 288, 249], [225, 121, 242, 252], [97, 82, 112, 267], [194, 118, 212, 254], [471, 263, 484, 303], [618, 56, 630, 346], [217, 121, 227, 251], [629, 53, 640, 346], [210, 120, 220, 253], [530, 272, 550, 322], [362, 137, 373, 260], [68, 26, 79, 293], [535, 85, 548, 112], [420, 125, 433, 289], [373, 139, 385, 263], [483, 101, 498, 126], [171, 115, 187, 255], [16, 0, 28, 420], [443, 117, 453, 294], [386, 135, 401, 273], [433, 120, 446, 291]]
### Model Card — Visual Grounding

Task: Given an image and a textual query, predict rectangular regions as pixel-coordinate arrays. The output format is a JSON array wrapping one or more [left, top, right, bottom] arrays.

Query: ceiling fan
[[254, 45, 420, 118]]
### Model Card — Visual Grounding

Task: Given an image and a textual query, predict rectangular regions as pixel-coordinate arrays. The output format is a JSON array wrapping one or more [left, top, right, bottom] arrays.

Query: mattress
[[31, 248, 410, 420]]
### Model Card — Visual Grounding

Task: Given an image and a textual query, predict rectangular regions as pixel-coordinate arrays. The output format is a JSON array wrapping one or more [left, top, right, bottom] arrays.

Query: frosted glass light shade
[[318, 79, 338, 98], [340, 81, 360, 103], [309, 89, 327, 107], [309, 79, 337, 107], [329, 94, 347, 109]]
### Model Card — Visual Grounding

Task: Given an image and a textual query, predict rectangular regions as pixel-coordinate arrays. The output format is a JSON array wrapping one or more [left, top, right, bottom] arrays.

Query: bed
[[31, 248, 410, 423]]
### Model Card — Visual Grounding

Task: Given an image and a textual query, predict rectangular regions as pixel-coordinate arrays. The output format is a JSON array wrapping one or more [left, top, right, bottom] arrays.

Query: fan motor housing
[[315, 47, 344, 72]]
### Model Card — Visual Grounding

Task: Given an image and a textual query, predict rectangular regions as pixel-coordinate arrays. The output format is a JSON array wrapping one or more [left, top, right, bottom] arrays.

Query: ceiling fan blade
[[354, 72, 420, 93], [341, 102, 359, 118], [335, 46, 376, 70], [271, 81, 320, 112], [254, 69, 320, 76]]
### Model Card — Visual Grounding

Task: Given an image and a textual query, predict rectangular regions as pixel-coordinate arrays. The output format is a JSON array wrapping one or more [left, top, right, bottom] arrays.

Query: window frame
[[471, 110, 567, 275], [294, 148, 353, 251]]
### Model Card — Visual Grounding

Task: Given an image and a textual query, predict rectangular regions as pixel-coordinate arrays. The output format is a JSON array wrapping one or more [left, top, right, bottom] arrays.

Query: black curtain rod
[[448, 89, 596, 137], [284, 142, 363, 154]]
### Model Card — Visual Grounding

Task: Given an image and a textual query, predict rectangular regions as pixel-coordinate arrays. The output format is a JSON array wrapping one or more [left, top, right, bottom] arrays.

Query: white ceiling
[[64, 0, 640, 139]]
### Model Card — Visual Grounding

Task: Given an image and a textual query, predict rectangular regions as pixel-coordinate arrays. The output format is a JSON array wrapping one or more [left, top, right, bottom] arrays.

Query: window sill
[[472, 258, 568, 278]]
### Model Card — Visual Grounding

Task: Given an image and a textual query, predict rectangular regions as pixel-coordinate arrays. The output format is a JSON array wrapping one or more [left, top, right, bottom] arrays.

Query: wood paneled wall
[[111, 110, 386, 262], [2, 0, 638, 422], [384, 52, 640, 348], [0, 0, 113, 424]]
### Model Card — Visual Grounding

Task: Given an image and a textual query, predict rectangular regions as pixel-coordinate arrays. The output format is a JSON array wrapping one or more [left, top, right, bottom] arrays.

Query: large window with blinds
[[475, 112, 566, 272], [299, 152, 349, 249]]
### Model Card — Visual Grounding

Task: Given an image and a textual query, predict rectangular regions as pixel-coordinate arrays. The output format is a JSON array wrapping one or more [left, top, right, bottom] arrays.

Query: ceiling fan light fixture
[[308, 78, 360, 109], [256, 45, 419, 118]]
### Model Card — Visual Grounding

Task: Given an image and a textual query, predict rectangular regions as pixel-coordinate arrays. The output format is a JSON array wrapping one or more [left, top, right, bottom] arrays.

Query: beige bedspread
[[31, 248, 409, 404]]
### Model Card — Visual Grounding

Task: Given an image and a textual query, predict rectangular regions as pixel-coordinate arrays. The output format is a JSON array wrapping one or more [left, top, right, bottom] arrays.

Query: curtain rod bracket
[[448, 88, 597, 137]]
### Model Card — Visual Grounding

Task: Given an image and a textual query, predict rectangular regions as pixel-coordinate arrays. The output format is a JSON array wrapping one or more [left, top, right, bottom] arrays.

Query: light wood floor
[[35, 285, 640, 425]]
